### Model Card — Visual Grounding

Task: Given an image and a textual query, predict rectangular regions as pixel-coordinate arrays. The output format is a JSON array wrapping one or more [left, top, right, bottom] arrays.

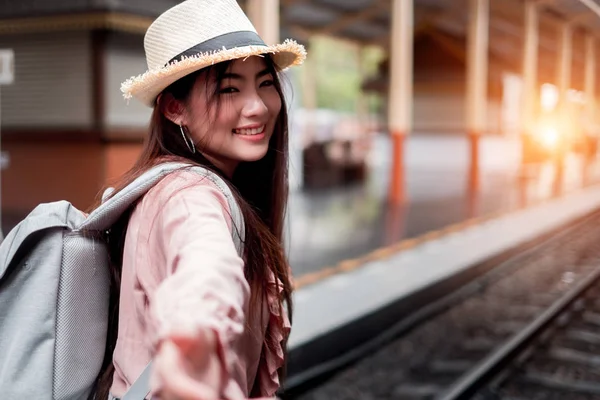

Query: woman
[[93, 0, 306, 398]]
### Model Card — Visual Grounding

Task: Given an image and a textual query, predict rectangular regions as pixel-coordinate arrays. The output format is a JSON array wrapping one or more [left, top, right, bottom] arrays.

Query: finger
[[165, 330, 224, 397], [170, 329, 217, 352], [170, 329, 218, 367], [169, 331, 200, 355], [158, 340, 219, 400]]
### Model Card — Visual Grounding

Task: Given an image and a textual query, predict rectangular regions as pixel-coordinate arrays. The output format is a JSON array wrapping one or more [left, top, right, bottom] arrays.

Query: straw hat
[[121, 0, 307, 107]]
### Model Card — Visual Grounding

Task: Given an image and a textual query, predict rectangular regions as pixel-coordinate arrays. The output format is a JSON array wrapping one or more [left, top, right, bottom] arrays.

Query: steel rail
[[437, 261, 600, 400]]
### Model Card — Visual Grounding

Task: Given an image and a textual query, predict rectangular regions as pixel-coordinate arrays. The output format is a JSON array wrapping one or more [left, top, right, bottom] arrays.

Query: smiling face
[[164, 56, 283, 177]]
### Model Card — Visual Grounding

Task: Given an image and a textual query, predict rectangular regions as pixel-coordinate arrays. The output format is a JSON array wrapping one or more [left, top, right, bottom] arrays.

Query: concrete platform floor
[[285, 134, 600, 277]]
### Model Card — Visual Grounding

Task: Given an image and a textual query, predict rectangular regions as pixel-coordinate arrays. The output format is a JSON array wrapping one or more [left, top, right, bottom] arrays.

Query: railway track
[[469, 270, 600, 400], [287, 209, 600, 400], [442, 263, 600, 400]]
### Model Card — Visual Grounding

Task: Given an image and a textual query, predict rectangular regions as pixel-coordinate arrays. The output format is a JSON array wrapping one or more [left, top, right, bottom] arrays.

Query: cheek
[[265, 92, 282, 116], [214, 101, 239, 126], [192, 99, 229, 133]]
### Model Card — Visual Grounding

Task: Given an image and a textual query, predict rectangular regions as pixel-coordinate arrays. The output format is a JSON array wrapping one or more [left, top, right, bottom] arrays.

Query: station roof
[[281, 0, 600, 45], [281, 0, 600, 89], [2, 1, 600, 40], [0, 0, 178, 19], [1, 1, 599, 43], [0, 0, 599, 84]]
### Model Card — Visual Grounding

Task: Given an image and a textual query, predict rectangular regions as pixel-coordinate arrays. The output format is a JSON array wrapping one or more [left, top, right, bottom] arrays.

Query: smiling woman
[[160, 56, 283, 178], [87, 0, 307, 399]]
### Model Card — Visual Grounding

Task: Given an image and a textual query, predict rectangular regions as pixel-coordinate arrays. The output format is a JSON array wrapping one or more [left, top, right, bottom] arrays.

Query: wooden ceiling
[[1, 0, 599, 80], [278, 0, 600, 49], [274, 0, 600, 88]]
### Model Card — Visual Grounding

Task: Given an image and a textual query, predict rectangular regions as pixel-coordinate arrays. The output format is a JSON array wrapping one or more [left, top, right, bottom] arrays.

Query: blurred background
[[0, 0, 599, 279], [8, 1, 600, 399]]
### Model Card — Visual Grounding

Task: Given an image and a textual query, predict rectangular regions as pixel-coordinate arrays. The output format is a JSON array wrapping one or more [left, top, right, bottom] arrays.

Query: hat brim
[[121, 39, 306, 107]]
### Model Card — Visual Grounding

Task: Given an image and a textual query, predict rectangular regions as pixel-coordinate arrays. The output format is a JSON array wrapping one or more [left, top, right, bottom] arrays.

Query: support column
[[557, 24, 572, 105], [301, 51, 317, 147], [247, 0, 280, 45], [387, 0, 413, 204], [554, 22, 572, 195], [584, 34, 596, 134], [522, 0, 538, 137], [556, 22, 572, 134], [466, 0, 489, 195], [300, 45, 319, 187], [519, 0, 539, 206], [583, 33, 595, 184]]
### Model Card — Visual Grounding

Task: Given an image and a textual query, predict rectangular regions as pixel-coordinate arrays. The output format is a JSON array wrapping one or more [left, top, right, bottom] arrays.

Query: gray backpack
[[0, 163, 244, 400]]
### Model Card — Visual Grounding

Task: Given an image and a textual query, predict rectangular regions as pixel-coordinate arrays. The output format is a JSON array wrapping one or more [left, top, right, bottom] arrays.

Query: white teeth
[[235, 126, 265, 135]]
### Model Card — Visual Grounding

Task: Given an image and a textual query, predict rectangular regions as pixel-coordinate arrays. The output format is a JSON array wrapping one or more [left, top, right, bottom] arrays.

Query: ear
[[160, 93, 187, 126]]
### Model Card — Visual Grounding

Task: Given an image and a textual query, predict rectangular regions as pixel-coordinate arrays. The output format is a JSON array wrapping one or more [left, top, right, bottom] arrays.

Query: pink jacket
[[110, 170, 290, 399]]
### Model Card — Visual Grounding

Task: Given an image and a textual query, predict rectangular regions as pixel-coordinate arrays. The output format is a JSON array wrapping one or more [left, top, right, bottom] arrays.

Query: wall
[[3, 141, 104, 219], [104, 31, 152, 129], [0, 32, 93, 128], [104, 142, 143, 186], [2, 140, 144, 232]]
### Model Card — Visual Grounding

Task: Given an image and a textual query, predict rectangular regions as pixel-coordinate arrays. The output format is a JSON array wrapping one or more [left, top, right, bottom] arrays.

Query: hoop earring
[[179, 124, 197, 154]]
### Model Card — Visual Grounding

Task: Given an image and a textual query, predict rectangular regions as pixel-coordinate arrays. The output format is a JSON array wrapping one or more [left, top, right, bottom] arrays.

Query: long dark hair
[[92, 55, 293, 399]]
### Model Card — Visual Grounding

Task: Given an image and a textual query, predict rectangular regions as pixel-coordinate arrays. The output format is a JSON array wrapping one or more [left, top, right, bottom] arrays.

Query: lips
[[233, 125, 266, 136]]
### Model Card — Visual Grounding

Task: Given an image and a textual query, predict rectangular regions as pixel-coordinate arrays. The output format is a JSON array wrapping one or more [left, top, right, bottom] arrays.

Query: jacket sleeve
[[145, 177, 250, 398]]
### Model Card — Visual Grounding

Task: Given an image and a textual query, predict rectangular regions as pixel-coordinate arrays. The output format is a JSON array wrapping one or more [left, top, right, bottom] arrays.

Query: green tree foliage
[[299, 36, 384, 113]]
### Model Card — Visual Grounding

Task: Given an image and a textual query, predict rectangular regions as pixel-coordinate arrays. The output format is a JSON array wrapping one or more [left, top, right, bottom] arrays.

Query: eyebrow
[[222, 68, 272, 81]]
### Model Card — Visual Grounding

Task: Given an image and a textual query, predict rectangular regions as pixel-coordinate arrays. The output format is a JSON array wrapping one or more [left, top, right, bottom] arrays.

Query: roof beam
[[0, 12, 151, 35], [491, 0, 562, 27], [577, 0, 600, 19], [488, 14, 560, 53], [568, 11, 596, 24], [282, 0, 308, 6], [312, 0, 388, 36], [536, 0, 557, 7], [536, 0, 600, 33]]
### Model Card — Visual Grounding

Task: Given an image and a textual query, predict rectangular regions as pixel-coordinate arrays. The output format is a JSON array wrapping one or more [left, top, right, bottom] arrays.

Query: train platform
[[284, 135, 600, 387], [286, 134, 598, 279]]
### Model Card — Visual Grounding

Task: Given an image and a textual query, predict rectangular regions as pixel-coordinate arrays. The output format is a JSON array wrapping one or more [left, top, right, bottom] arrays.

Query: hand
[[151, 329, 223, 400]]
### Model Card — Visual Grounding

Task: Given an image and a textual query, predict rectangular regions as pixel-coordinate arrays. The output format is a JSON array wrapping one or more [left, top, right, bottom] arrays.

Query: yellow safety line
[[295, 184, 591, 290], [293, 205, 523, 290]]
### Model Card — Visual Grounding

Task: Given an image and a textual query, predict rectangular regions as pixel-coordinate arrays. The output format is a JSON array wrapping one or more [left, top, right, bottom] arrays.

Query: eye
[[219, 86, 239, 94], [260, 79, 275, 88]]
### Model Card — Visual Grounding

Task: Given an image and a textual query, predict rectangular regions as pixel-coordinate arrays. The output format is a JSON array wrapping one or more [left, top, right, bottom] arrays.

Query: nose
[[241, 90, 269, 118]]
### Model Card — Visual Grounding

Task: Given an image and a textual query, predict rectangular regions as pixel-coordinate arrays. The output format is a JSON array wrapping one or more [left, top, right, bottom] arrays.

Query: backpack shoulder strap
[[187, 165, 245, 255], [81, 162, 194, 233], [80, 163, 245, 255], [121, 363, 152, 400]]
